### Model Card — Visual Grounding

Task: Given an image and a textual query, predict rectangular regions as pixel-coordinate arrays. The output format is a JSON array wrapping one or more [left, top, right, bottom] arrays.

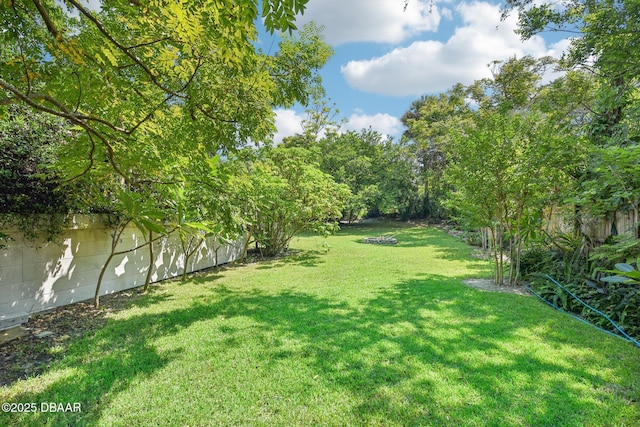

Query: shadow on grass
[[3, 274, 636, 425], [254, 249, 325, 270]]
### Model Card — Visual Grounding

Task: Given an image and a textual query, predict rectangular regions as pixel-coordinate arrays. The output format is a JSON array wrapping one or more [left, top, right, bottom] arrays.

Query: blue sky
[[259, 0, 572, 143]]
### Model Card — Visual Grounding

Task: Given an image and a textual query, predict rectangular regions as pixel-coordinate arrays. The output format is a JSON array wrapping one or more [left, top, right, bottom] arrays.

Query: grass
[[1, 221, 639, 426]]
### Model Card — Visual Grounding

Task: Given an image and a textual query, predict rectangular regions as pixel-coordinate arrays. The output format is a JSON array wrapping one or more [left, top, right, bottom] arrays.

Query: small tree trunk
[[180, 236, 192, 281], [214, 242, 220, 273], [496, 224, 504, 286], [239, 230, 251, 264], [490, 225, 501, 286], [94, 252, 115, 308], [143, 230, 154, 292], [514, 232, 523, 285], [94, 219, 129, 308], [633, 200, 639, 239], [182, 236, 205, 281]]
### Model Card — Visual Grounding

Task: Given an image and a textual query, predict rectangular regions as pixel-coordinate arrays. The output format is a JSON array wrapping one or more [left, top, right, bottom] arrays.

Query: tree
[[442, 57, 587, 285], [504, 0, 640, 240], [94, 189, 169, 308], [0, 105, 72, 216], [401, 84, 471, 219], [314, 129, 384, 222], [229, 146, 349, 257], [0, 1, 316, 184], [0, 104, 96, 243]]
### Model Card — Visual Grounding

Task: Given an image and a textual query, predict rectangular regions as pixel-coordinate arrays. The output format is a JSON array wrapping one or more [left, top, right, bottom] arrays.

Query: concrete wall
[[0, 216, 243, 328]]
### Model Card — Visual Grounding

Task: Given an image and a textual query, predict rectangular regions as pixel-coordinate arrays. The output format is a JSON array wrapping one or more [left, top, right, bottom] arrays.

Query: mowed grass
[[1, 221, 639, 426]]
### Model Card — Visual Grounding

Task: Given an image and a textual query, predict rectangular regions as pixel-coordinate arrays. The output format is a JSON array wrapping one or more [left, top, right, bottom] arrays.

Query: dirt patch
[[0, 290, 144, 387], [462, 278, 530, 296]]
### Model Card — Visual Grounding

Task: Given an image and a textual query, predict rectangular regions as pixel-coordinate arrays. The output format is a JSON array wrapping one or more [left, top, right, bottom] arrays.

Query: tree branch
[[0, 78, 135, 186], [126, 37, 171, 50], [66, 0, 187, 99], [32, 0, 59, 39]]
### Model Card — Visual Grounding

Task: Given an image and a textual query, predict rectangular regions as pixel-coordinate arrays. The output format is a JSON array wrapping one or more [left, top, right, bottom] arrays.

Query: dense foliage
[[0, 1, 338, 306], [226, 146, 349, 257], [0, 106, 72, 215], [0, 1, 317, 184], [284, 125, 422, 221], [392, 0, 640, 336]]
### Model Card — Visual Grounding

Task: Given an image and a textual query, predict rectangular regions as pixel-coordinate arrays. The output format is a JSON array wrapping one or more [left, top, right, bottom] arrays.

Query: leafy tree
[[94, 189, 169, 307], [314, 129, 385, 222], [0, 105, 72, 215], [504, 0, 640, 238], [0, 1, 317, 184], [286, 122, 422, 222], [401, 84, 471, 219], [443, 57, 586, 285], [0, 105, 97, 243], [229, 146, 349, 257]]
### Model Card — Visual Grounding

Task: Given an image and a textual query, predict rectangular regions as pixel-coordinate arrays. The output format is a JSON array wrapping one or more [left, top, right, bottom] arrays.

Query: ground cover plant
[[1, 222, 639, 426]]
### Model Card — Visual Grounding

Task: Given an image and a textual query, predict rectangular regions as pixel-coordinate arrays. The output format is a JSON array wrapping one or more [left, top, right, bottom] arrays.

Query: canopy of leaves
[[227, 146, 349, 257], [0, 0, 316, 185], [284, 127, 422, 221]]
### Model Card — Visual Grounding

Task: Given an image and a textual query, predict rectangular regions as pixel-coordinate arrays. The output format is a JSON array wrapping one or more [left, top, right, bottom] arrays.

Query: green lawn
[[2, 222, 639, 426]]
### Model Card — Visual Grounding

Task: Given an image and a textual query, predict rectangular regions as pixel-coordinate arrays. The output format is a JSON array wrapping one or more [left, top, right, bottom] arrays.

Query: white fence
[[0, 216, 243, 329]]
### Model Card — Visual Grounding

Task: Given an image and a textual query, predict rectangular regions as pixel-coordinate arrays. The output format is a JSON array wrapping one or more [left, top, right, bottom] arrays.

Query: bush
[[0, 106, 72, 215], [528, 275, 640, 340], [523, 232, 640, 341]]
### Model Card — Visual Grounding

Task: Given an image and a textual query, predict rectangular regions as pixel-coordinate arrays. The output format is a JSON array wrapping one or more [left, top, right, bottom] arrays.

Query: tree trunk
[[94, 252, 115, 308], [499, 234, 503, 286], [239, 230, 251, 264], [94, 219, 129, 308], [143, 230, 154, 292], [490, 225, 503, 286], [214, 243, 220, 273], [633, 200, 639, 239]]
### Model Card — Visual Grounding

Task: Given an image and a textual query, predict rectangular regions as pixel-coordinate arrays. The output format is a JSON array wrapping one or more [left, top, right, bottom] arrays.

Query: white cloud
[[273, 109, 305, 144], [273, 109, 403, 143], [296, 0, 441, 45], [341, 1, 569, 96], [343, 112, 403, 139]]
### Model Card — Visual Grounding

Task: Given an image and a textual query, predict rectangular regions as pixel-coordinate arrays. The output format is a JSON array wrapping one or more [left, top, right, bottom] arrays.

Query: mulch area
[[462, 278, 531, 296], [0, 291, 142, 387]]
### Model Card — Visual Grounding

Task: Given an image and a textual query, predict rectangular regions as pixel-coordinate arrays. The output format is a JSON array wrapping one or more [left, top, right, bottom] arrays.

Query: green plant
[[590, 233, 640, 270], [528, 256, 640, 340], [0, 105, 80, 245], [1, 1, 322, 184], [601, 261, 640, 285], [230, 146, 349, 258], [94, 190, 170, 308], [0, 229, 11, 249]]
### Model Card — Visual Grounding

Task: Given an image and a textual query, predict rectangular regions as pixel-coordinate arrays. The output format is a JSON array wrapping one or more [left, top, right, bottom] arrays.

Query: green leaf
[[184, 221, 213, 233], [139, 218, 167, 235], [600, 275, 633, 283], [614, 263, 635, 272], [622, 270, 640, 280]]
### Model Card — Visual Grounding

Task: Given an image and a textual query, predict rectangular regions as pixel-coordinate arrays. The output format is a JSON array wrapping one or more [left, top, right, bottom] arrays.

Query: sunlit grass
[[1, 221, 638, 426]]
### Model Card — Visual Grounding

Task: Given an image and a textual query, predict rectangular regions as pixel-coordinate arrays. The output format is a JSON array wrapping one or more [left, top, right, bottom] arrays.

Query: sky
[[259, 0, 572, 144]]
